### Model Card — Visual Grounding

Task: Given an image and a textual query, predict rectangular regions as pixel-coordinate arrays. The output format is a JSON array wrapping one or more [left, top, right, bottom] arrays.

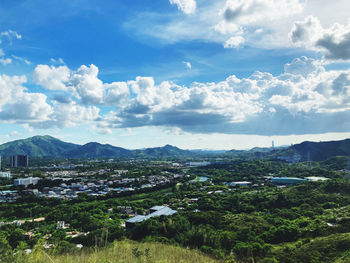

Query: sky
[[0, 0, 350, 149]]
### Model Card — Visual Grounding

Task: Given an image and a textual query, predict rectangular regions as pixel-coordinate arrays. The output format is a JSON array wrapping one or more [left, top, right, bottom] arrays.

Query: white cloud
[[290, 16, 350, 60], [224, 36, 245, 48], [0, 30, 22, 42], [222, 0, 304, 24], [0, 58, 12, 66], [0, 75, 53, 124], [34, 65, 71, 91], [169, 0, 196, 15], [33, 64, 130, 105], [126, 0, 350, 51], [12, 55, 31, 65], [126, 0, 308, 49], [4, 57, 350, 136], [0, 73, 100, 130], [183, 61, 192, 69], [284, 56, 322, 77], [0, 30, 23, 66], [50, 58, 65, 64], [92, 56, 350, 135], [47, 101, 100, 128]]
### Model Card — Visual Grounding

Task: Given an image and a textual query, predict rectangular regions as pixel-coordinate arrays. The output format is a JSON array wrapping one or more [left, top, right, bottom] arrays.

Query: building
[[57, 221, 68, 229], [14, 177, 40, 187], [228, 181, 252, 186], [0, 171, 11, 179], [185, 161, 211, 167], [126, 206, 177, 229], [271, 177, 307, 185], [10, 155, 29, 168]]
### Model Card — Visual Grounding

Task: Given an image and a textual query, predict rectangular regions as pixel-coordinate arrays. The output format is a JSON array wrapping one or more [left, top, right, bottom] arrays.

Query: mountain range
[[0, 135, 194, 159], [0, 135, 350, 161]]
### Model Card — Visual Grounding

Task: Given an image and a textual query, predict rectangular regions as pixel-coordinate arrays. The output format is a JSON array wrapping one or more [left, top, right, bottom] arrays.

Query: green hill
[[0, 136, 192, 159], [65, 142, 132, 158], [133, 144, 194, 158], [19, 240, 223, 263], [273, 139, 350, 162], [0, 135, 79, 157]]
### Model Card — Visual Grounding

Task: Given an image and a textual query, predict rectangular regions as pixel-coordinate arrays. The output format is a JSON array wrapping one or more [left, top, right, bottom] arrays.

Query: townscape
[[0, 136, 349, 263]]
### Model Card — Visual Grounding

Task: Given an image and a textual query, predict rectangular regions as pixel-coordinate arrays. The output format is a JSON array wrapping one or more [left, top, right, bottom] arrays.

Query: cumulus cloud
[[169, 0, 196, 15], [33, 64, 130, 106], [5, 58, 350, 136], [91, 56, 350, 135], [284, 56, 322, 77], [34, 65, 71, 91], [222, 0, 304, 24], [211, 0, 305, 48], [0, 75, 52, 124], [290, 16, 350, 60], [0, 73, 99, 130]]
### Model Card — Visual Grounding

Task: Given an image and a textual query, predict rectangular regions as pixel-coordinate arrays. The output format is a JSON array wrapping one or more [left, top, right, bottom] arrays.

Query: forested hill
[[0, 135, 79, 157], [272, 138, 350, 161], [0, 135, 194, 158], [1, 135, 350, 160]]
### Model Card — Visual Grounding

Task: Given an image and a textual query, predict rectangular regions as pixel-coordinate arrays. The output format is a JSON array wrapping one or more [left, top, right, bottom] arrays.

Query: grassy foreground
[[19, 240, 224, 263]]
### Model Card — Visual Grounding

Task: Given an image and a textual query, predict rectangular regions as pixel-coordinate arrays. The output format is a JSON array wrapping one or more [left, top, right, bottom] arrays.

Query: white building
[[0, 172, 11, 179], [14, 177, 40, 187], [186, 161, 211, 167]]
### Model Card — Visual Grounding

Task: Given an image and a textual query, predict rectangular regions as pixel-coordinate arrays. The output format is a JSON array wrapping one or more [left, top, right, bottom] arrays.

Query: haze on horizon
[[0, 0, 349, 150]]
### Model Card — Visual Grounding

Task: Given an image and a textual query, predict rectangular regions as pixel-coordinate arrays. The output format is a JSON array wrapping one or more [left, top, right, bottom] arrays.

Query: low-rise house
[[126, 206, 177, 229]]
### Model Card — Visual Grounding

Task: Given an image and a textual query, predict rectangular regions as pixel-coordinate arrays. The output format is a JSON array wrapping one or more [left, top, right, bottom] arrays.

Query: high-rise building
[[10, 155, 29, 168], [272, 140, 275, 148]]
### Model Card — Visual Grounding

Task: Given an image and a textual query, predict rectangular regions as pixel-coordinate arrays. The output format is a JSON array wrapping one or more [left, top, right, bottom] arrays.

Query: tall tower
[[272, 140, 275, 149]]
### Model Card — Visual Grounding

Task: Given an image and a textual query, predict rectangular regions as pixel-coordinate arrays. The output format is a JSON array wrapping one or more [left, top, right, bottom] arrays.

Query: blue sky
[[0, 0, 350, 149]]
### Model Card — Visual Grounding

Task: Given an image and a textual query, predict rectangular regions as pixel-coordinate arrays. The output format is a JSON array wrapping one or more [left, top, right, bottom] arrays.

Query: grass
[[18, 240, 224, 263]]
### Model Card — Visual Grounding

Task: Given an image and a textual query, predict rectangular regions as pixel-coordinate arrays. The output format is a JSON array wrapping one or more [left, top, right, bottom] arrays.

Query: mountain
[[0, 135, 79, 157], [65, 142, 131, 158], [0, 136, 193, 159], [1, 135, 350, 161], [133, 144, 194, 158], [272, 139, 350, 162]]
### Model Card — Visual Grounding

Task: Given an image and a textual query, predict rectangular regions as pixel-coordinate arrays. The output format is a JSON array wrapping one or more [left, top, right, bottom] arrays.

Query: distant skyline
[[0, 0, 349, 149]]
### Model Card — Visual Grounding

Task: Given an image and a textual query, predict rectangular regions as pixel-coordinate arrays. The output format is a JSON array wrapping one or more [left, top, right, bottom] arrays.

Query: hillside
[[133, 144, 194, 158], [1, 135, 350, 161], [0, 135, 79, 157], [65, 142, 131, 158], [0, 136, 195, 159], [20, 240, 222, 263], [272, 139, 350, 162]]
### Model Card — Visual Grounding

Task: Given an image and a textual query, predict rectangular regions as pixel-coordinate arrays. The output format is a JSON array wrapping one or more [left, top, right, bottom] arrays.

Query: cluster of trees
[[128, 180, 350, 262]]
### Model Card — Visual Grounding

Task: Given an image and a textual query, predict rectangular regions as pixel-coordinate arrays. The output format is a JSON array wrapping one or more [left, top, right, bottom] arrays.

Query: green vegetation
[[2, 240, 222, 263]]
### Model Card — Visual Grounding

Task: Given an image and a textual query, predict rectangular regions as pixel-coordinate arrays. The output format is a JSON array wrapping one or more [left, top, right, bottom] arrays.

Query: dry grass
[[21, 240, 224, 263]]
